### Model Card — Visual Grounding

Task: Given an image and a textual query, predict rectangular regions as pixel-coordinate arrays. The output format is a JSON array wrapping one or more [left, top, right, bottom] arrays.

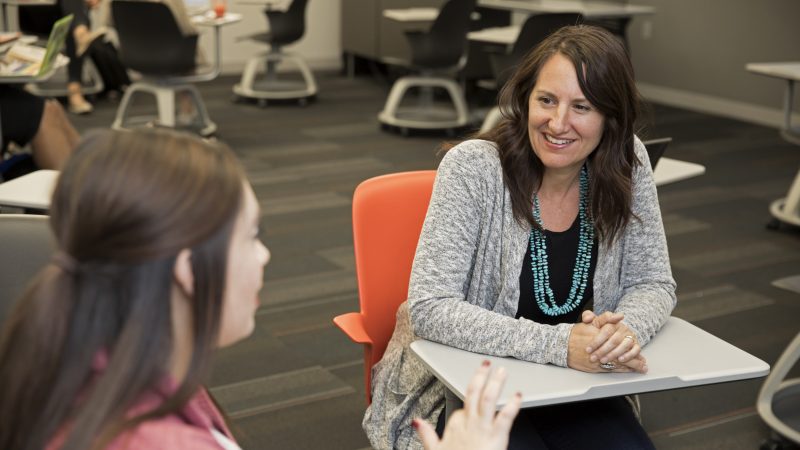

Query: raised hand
[[415, 362, 521, 450]]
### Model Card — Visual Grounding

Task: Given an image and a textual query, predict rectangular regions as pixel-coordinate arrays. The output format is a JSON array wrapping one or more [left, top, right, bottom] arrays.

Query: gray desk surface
[[653, 157, 706, 186], [0, 169, 57, 210], [477, 0, 654, 19], [410, 317, 769, 408]]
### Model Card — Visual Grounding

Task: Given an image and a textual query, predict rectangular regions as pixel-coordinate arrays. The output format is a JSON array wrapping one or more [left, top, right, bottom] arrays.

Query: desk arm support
[[333, 312, 372, 345]]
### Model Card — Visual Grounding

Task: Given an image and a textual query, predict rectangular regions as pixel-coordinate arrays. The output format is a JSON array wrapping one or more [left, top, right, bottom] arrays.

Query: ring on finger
[[624, 335, 635, 343], [600, 362, 616, 370]]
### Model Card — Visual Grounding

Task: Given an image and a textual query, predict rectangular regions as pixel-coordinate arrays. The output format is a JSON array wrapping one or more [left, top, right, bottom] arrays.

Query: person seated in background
[[0, 85, 79, 170], [17, 0, 106, 114], [364, 25, 676, 449], [0, 128, 515, 449]]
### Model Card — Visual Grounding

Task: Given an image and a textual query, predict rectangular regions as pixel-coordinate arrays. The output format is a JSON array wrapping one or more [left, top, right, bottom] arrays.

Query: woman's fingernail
[[515, 392, 522, 398], [482, 360, 490, 367], [412, 419, 420, 429]]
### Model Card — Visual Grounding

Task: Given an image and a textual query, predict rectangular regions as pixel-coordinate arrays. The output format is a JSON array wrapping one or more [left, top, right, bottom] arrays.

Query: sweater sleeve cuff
[[550, 323, 573, 367]]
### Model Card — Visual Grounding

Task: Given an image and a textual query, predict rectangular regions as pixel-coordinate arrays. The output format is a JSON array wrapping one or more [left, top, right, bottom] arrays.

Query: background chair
[[333, 170, 436, 403], [642, 136, 672, 170], [16, 4, 104, 98], [378, 0, 476, 135], [0, 215, 54, 331], [111, 0, 217, 136], [233, 0, 317, 106], [757, 330, 800, 449], [479, 13, 583, 133]]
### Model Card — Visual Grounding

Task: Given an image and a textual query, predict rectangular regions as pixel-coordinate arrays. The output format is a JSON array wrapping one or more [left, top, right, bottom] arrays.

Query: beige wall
[[627, 0, 800, 127]]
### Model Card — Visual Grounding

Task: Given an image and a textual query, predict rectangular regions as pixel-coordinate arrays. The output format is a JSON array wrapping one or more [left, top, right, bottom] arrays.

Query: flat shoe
[[69, 101, 93, 115]]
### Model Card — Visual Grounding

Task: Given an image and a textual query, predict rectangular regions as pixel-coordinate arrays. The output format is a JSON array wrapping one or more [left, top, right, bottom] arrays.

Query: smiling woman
[[363, 25, 676, 450]]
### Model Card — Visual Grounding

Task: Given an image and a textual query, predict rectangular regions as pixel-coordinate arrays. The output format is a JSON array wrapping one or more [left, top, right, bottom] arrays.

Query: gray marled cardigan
[[363, 138, 677, 450]]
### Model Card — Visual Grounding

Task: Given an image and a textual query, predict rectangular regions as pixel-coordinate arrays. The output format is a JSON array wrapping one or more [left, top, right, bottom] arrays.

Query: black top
[[517, 216, 598, 325]]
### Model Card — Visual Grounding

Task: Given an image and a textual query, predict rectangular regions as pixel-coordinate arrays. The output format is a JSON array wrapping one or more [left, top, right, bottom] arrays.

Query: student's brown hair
[[0, 129, 245, 450]]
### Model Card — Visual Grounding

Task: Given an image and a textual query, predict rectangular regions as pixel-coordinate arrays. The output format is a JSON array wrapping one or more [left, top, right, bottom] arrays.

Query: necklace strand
[[530, 165, 594, 316]]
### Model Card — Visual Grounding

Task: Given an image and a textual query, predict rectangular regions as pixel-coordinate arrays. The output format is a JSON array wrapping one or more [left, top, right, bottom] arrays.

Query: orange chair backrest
[[353, 170, 436, 374]]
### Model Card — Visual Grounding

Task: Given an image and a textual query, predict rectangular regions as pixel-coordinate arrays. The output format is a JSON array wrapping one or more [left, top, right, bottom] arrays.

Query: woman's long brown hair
[[0, 129, 246, 450], [474, 25, 642, 244]]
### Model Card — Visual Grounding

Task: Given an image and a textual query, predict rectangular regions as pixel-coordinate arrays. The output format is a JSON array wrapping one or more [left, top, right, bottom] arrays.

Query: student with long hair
[[0, 129, 269, 449]]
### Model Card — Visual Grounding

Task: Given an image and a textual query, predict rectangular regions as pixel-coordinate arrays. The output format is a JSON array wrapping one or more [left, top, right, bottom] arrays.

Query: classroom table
[[0, 169, 58, 210], [653, 157, 706, 186], [410, 316, 769, 409], [476, 0, 654, 46]]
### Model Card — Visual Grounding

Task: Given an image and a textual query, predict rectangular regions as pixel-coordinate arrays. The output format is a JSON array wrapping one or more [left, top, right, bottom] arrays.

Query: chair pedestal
[[233, 50, 317, 102], [111, 80, 217, 137], [377, 75, 470, 130]]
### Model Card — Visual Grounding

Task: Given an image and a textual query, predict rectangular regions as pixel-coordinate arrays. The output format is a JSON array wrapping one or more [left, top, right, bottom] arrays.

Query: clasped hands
[[567, 310, 648, 374]]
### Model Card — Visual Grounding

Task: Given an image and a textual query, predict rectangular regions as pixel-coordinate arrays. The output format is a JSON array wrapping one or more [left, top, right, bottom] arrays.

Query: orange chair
[[333, 170, 436, 403]]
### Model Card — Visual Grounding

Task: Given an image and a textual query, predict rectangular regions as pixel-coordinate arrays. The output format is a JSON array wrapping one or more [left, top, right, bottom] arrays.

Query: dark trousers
[[437, 396, 654, 450]]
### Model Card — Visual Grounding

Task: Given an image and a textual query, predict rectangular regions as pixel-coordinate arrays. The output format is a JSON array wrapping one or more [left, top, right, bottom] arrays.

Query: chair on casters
[[233, 0, 317, 106], [378, 0, 476, 135], [0, 215, 54, 331], [642, 137, 672, 170], [333, 170, 436, 403], [111, 0, 218, 136], [757, 331, 800, 449], [479, 13, 583, 133]]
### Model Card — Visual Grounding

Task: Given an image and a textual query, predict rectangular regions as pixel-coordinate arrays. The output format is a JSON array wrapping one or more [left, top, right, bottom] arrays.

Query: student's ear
[[173, 249, 194, 297]]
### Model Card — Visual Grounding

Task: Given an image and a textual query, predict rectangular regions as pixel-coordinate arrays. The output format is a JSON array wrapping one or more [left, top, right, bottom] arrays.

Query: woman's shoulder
[[439, 139, 503, 184], [442, 139, 501, 167]]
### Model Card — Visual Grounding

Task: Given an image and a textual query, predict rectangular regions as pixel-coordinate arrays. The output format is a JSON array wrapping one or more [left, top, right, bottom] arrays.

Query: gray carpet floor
[[67, 71, 800, 449]]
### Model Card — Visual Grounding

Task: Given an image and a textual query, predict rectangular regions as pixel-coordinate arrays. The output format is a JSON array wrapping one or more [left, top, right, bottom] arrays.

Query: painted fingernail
[[482, 360, 490, 367], [412, 419, 420, 430], [515, 392, 522, 398]]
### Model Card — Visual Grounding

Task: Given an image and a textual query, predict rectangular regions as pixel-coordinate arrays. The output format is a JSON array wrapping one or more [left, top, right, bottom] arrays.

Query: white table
[[191, 11, 243, 80], [468, 25, 521, 45], [746, 62, 800, 228], [477, 0, 654, 48], [653, 157, 706, 186], [382, 7, 438, 22], [0, 169, 57, 210], [410, 317, 769, 408], [477, 0, 654, 19]]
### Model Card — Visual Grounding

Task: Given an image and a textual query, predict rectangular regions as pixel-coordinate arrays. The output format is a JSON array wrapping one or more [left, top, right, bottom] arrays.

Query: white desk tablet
[[410, 317, 769, 408]]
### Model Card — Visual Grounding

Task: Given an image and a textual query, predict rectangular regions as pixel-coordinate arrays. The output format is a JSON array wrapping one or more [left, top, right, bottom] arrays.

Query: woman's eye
[[539, 96, 554, 105], [574, 104, 591, 112]]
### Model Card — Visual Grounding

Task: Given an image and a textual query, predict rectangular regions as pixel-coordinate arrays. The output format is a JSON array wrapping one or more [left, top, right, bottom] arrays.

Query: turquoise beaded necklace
[[529, 165, 594, 316]]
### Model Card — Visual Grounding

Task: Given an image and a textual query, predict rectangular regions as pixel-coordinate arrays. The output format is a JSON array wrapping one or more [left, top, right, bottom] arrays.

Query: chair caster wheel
[[258, 99, 269, 108], [766, 218, 782, 230], [298, 97, 308, 107], [445, 128, 456, 137], [231, 95, 243, 104], [400, 127, 410, 137]]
